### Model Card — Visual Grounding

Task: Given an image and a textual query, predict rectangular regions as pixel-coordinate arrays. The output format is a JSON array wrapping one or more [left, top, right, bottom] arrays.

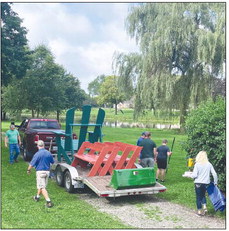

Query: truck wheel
[[55, 166, 64, 187], [64, 170, 75, 193], [22, 146, 32, 161]]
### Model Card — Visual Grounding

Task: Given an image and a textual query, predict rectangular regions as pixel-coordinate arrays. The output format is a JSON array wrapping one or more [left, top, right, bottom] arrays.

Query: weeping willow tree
[[113, 3, 225, 126]]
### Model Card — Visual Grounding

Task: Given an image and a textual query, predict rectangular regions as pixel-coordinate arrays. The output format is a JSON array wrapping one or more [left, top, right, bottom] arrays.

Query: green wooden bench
[[53, 105, 105, 164]]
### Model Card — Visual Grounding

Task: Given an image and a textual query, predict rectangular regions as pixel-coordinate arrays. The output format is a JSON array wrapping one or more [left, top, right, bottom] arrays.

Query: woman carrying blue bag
[[191, 151, 218, 216]]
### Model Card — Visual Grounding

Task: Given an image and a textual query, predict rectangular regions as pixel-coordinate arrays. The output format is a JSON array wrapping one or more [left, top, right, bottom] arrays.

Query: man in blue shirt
[[137, 132, 146, 146], [27, 140, 54, 208], [136, 132, 145, 160]]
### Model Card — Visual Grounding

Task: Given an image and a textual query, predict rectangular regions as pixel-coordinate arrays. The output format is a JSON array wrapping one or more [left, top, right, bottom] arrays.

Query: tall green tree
[[97, 76, 125, 115], [49, 72, 86, 121], [64, 73, 87, 112], [114, 3, 225, 125], [88, 74, 105, 97], [3, 44, 86, 120], [1, 3, 31, 86], [1, 3, 31, 119], [2, 45, 86, 120], [21, 45, 66, 117], [1, 81, 24, 117], [113, 52, 141, 100]]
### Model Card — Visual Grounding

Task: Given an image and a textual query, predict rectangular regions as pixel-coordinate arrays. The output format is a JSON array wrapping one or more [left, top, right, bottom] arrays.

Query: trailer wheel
[[55, 166, 64, 187], [64, 170, 75, 193]]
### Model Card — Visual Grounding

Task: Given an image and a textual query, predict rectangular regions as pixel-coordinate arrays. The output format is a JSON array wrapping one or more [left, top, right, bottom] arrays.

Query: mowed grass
[[1, 122, 225, 229], [21, 107, 180, 124], [1, 122, 130, 229]]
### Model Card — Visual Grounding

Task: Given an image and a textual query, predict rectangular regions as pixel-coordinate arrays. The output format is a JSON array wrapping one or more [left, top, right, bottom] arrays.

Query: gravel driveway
[[79, 192, 225, 229]]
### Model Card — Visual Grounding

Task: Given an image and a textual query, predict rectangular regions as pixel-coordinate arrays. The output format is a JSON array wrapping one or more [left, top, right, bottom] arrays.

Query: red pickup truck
[[17, 118, 65, 161]]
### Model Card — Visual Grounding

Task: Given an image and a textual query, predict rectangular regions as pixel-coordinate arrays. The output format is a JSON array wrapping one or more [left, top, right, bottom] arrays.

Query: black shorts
[[157, 157, 167, 169]]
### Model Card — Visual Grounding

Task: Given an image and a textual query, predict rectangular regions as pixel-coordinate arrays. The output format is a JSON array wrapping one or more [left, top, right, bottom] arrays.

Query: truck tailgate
[[82, 175, 166, 197]]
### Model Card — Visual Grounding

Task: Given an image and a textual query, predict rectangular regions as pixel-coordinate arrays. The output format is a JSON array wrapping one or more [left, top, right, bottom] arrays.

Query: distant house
[[115, 99, 134, 109]]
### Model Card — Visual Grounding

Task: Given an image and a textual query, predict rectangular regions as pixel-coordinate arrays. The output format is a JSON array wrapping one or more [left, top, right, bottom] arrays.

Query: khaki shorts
[[36, 171, 50, 189]]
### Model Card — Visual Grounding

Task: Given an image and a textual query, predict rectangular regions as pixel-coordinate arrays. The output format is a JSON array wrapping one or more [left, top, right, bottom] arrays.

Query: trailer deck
[[82, 175, 166, 197]]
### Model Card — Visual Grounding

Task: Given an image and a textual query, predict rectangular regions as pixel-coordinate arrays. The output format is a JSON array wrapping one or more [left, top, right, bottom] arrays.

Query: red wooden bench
[[71, 141, 142, 176]]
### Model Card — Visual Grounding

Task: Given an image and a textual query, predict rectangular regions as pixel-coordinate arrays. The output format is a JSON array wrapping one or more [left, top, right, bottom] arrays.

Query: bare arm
[[4, 136, 8, 148], [18, 135, 21, 145], [153, 148, 157, 160], [27, 164, 33, 174], [167, 151, 172, 156]]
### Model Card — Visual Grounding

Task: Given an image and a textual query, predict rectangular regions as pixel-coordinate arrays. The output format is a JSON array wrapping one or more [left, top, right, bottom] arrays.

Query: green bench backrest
[[78, 105, 91, 149], [91, 108, 105, 143], [64, 107, 77, 151]]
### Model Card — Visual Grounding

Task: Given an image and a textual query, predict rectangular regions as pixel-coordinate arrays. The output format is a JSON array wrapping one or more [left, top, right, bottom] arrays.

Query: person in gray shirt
[[191, 151, 218, 216]]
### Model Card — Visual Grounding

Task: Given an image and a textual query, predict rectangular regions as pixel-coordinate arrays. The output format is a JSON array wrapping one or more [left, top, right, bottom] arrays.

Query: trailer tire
[[64, 170, 75, 193], [55, 166, 64, 187]]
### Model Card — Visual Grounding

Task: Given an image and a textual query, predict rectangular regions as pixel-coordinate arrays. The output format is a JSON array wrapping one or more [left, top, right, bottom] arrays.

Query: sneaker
[[46, 201, 54, 208], [196, 210, 203, 217], [161, 180, 165, 183], [14, 160, 19, 163], [202, 204, 207, 213], [33, 196, 40, 202]]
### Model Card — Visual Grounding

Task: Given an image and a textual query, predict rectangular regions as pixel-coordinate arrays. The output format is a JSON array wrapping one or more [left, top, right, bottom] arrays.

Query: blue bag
[[207, 182, 226, 212]]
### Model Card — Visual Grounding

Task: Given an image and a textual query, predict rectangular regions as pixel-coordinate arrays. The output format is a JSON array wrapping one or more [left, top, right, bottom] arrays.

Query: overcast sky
[[12, 3, 139, 92]]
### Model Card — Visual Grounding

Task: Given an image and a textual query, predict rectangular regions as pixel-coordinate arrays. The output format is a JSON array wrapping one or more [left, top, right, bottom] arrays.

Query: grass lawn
[[21, 107, 180, 124], [1, 122, 130, 229], [1, 122, 225, 229]]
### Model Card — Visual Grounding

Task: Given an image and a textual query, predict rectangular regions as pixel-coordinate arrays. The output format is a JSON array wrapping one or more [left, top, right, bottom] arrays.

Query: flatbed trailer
[[52, 141, 166, 198], [52, 106, 166, 198], [52, 163, 166, 198]]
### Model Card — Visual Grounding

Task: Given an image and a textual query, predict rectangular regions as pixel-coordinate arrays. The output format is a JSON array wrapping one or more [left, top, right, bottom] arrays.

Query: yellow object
[[187, 158, 194, 167]]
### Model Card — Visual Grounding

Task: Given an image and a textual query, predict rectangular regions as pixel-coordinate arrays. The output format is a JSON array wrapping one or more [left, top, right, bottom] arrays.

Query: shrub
[[184, 97, 226, 191]]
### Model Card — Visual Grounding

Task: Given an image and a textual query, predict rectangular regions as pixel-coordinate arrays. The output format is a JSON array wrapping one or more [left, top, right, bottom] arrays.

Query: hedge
[[184, 97, 226, 191]]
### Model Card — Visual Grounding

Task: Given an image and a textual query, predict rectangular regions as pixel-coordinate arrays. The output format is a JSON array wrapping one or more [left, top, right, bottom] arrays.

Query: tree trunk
[[57, 110, 60, 121], [179, 103, 188, 132], [152, 105, 156, 116], [32, 109, 35, 117], [1, 111, 6, 120], [115, 103, 118, 115]]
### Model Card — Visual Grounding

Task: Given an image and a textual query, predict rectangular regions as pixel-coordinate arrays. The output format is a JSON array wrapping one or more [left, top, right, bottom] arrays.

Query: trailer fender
[[55, 163, 81, 187]]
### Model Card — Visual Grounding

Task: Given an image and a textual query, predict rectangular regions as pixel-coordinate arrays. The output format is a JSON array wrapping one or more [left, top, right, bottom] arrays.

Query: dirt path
[[79, 192, 225, 229]]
